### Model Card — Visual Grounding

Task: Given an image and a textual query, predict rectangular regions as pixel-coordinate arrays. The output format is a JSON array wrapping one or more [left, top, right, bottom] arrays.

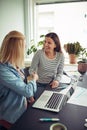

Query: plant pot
[[69, 54, 77, 64], [78, 62, 87, 74]]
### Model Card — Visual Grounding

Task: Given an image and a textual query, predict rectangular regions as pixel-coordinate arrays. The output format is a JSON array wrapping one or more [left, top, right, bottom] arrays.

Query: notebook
[[32, 80, 77, 112]]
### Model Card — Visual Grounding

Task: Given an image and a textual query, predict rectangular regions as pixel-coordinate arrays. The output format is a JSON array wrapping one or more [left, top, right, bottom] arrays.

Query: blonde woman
[[0, 30, 38, 129]]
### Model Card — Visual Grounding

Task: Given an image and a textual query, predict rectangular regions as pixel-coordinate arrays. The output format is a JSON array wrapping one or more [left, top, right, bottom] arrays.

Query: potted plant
[[64, 42, 81, 64], [78, 47, 87, 74], [27, 35, 45, 56]]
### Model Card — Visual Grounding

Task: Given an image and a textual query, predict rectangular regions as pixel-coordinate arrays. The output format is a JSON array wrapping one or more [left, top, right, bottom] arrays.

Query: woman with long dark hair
[[29, 32, 64, 88]]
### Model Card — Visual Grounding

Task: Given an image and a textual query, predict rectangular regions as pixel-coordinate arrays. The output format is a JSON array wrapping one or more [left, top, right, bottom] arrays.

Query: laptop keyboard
[[45, 93, 64, 109]]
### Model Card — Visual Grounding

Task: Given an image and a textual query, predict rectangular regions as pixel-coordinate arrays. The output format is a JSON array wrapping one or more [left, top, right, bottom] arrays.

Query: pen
[[39, 118, 60, 122]]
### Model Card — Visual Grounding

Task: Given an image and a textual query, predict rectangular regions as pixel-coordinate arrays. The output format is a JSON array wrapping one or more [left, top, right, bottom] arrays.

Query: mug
[[50, 123, 67, 130]]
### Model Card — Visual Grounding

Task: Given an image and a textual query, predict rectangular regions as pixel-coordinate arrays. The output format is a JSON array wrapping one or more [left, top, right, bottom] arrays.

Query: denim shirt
[[0, 62, 37, 123]]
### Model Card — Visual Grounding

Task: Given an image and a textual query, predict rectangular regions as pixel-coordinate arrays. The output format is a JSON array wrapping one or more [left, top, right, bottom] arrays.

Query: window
[[34, 1, 87, 63]]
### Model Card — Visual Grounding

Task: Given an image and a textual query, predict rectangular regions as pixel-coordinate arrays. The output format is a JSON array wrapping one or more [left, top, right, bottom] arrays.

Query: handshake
[[27, 72, 38, 103], [27, 72, 38, 82]]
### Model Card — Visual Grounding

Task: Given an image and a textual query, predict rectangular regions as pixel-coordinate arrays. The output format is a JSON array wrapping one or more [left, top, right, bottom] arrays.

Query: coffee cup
[[50, 123, 67, 130]]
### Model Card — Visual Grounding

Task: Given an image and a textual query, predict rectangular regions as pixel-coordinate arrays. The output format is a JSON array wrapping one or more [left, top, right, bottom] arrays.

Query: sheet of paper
[[67, 86, 87, 107], [60, 74, 71, 84]]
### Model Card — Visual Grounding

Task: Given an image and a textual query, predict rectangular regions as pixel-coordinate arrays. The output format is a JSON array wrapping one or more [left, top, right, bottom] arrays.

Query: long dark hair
[[45, 32, 62, 52]]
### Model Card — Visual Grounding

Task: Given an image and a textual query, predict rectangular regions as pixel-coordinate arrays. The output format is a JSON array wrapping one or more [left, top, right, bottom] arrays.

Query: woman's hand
[[50, 80, 59, 88], [27, 72, 38, 82], [28, 96, 35, 103]]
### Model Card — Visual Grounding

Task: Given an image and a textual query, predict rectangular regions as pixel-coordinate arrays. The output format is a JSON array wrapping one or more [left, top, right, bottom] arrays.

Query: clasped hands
[[28, 72, 38, 104]]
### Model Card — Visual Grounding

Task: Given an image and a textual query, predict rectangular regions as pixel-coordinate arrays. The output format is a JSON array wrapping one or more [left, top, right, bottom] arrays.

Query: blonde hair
[[0, 30, 25, 68]]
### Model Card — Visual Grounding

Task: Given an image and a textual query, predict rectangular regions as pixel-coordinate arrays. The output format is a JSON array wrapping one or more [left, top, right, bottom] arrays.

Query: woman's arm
[[0, 67, 37, 98], [54, 53, 65, 82], [49, 53, 65, 88]]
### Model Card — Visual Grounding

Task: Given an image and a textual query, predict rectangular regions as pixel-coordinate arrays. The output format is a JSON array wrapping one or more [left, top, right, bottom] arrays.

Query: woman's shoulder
[[56, 52, 65, 61], [0, 62, 13, 68], [56, 52, 64, 57], [0, 62, 8, 70], [0, 62, 16, 74], [34, 49, 43, 55], [36, 49, 43, 53]]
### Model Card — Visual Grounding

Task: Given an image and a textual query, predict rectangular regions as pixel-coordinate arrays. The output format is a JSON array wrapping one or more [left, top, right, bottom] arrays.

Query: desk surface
[[10, 74, 87, 130], [10, 103, 87, 130]]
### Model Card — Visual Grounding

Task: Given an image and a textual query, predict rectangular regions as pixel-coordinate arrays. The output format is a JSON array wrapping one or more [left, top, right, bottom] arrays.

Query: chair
[[23, 66, 30, 83], [0, 120, 12, 130]]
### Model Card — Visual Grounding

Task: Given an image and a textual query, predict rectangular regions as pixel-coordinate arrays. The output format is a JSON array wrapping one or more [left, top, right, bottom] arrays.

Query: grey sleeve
[[54, 53, 65, 81]]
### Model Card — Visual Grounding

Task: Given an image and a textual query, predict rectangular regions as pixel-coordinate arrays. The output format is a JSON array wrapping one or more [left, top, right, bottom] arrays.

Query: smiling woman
[[29, 32, 65, 89]]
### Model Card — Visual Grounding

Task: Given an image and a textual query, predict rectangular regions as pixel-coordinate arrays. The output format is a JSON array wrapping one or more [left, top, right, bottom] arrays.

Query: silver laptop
[[32, 80, 77, 112]]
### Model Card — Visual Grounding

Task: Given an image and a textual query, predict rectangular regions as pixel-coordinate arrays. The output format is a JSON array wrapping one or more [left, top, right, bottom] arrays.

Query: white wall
[[0, 0, 25, 45]]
